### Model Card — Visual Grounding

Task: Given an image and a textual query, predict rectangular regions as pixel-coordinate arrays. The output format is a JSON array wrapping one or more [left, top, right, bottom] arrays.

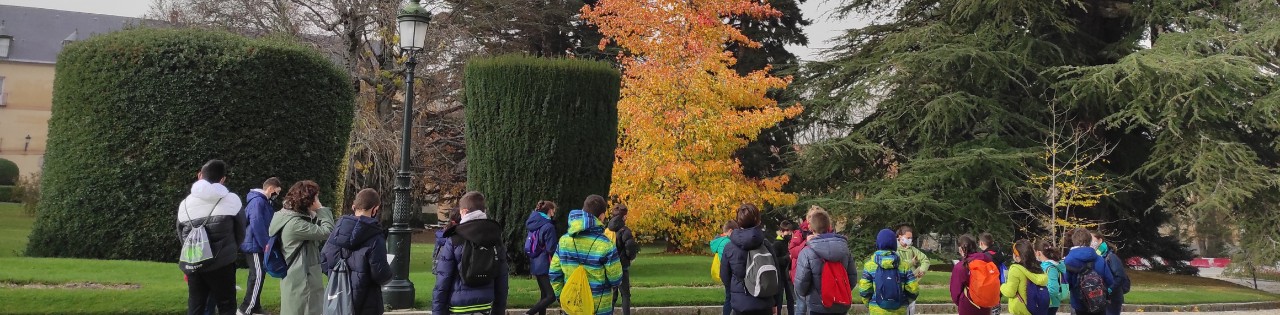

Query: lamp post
[[24, 135, 30, 152], [384, 0, 430, 310]]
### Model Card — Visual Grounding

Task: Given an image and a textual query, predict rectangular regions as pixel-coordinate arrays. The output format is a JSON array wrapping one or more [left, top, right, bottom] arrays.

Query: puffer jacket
[[794, 233, 858, 314], [321, 215, 393, 315], [549, 210, 623, 315], [788, 221, 812, 280], [950, 252, 995, 315], [1000, 263, 1048, 315], [607, 214, 640, 269], [433, 213, 509, 315], [857, 229, 920, 315], [721, 227, 777, 313], [176, 180, 245, 274], [525, 211, 558, 275], [1064, 246, 1114, 311]]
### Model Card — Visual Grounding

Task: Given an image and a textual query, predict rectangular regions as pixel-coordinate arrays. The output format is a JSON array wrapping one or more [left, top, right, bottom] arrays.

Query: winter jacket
[[792, 233, 857, 314], [950, 252, 995, 315], [240, 189, 274, 253], [1099, 242, 1131, 294], [1000, 264, 1048, 315], [772, 234, 791, 271], [788, 221, 813, 280], [549, 210, 623, 315], [607, 214, 640, 269], [720, 227, 777, 313], [270, 207, 336, 315], [176, 180, 246, 274], [896, 243, 931, 282], [857, 229, 920, 315], [433, 213, 509, 315], [321, 215, 393, 315], [1040, 260, 1069, 308], [1064, 246, 1114, 312], [525, 211, 559, 276]]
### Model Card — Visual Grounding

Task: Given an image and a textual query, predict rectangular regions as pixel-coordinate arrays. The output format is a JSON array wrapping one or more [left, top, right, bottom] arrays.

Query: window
[[0, 76, 7, 106]]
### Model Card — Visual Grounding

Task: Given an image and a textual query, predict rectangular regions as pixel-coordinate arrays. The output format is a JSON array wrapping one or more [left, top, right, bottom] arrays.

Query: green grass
[[1, 203, 1277, 314]]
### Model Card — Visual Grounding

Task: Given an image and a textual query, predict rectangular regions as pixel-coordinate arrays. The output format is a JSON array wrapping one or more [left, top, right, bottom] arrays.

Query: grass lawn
[[1, 202, 1277, 314]]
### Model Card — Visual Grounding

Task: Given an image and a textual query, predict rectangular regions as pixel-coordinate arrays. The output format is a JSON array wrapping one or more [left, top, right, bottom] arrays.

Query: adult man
[[177, 160, 245, 315]]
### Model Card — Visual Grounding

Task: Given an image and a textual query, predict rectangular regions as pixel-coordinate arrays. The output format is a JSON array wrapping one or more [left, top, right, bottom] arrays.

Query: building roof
[[0, 5, 141, 64]]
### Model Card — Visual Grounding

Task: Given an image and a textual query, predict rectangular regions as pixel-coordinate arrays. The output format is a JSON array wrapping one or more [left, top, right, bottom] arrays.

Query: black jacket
[[607, 215, 640, 268], [321, 215, 393, 315], [176, 181, 245, 274]]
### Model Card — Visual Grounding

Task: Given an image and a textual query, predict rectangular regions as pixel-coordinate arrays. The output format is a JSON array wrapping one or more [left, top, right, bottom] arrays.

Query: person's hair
[[1014, 239, 1043, 273], [723, 220, 739, 233], [979, 232, 995, 247], [459, 191, 486, 212], [735, 203, 761, 229], [807, 210, 832, 235], [283, 180, 319, 213], [1036, 239, 1061, 261], [583, 194, 608, 217], [444, 209, 462, 230], [779, 219, 797, 232], [1071, 228, 1092, 247], [535, 200, 557, 214], [201, 160, 228, 183], [1090, 230, 1105, 242], [897, 224, 914, 236], [262, 177, 282, 189], [352, 188, 380, 212], [611, 203, 629, 218], [957, 234, 980, 255]]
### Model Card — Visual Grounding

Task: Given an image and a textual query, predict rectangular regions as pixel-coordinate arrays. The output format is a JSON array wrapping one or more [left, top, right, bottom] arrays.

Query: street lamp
[[24, 135, 30, 152], [384, 0, 430, 310]]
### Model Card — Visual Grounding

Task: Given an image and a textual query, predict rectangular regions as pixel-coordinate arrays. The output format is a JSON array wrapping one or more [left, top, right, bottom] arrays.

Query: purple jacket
[[950, 252, 994, 315], [239, 190, 273, 253]]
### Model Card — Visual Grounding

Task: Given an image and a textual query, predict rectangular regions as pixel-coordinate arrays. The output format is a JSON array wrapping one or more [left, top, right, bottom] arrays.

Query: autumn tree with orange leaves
[[583, 0, 802, 251]]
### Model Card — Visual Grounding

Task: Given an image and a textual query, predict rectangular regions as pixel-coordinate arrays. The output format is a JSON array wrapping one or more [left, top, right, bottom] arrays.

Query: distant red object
[[1189, 257, 1232, 268]]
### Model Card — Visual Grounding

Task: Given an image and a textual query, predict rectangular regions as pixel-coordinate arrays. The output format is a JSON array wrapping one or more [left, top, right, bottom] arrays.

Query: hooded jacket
[[721, 227, 777, 313], [1040, 260, 1069, 309], [793, 233, 858, 314], [240, 189, 274, 253], [1064, 246, 1114, 311], [1000, 263, 1048, 315], [433, 213, 509, 315], [788, 221, 812, 281], [549, 210, 623, 315], [270, 206, 335, 315], [607, 214, 640, 268], [525, 211, 558, 275], [321, 215, 393, 315], [950, 252, 995, 315], [176, 180, 245, 274], [856, 229, 920, 315], [1098, 242, 1130, 294]]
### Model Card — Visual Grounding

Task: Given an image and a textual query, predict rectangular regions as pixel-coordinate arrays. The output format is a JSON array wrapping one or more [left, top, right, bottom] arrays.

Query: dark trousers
[[775, 271, 794, 315], [612, 269, 632, 315], [187, 263, 237, 315], [1106, 291, 1124, 315], [239, 253, 265, 314], [1049, 307, 1059, 314], [527, 275, 556, 315], [811, 312, 844, 315], [722, 288, 732, 315], [734, 310, 771, 315]]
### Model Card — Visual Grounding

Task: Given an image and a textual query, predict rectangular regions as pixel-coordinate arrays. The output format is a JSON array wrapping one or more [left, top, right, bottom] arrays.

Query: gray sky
[[1, 0, 866, 61]]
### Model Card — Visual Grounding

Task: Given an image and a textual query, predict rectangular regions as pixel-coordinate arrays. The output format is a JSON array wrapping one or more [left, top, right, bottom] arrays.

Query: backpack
[[1072, 263, 1109, 313], [1105, 252, 1131, 294], [178, 197, 224, 273], [560, 238, 600, 315], [965, 258, 1001, 308], [744, 245, 779, 298], [263, 217, 301, 279], [1020, 277, 1051, 315], [323, 251, 354, 315], [524, 230, 542, 258], [820, 260, 853, 308], [872, 253, 906, 310], [711, 254, 723, 283], [459, 238, 502, 287]]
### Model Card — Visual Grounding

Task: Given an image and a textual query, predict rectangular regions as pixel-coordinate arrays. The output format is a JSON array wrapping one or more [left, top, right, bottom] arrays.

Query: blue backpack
[[1022, 277, 1051, 315], [524, 230, 542, 258], [872, 252, 906, 310], [263, 218, 300, 278]]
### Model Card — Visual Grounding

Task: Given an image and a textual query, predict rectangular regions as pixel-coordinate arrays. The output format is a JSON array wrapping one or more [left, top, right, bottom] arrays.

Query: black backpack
[[1071, 263, 1110, 313], [460, 240, 502, 287]]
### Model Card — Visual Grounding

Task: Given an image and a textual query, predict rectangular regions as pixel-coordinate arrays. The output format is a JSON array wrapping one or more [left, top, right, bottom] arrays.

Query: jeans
[[1106, 291, 1124, 315], [795, 294, 808, 315], [239, 253, 265, 315], [906, 301, 917, 315], [612, 269, 632, 315], [527, 275, 556, 315], [723, 288, 732, 315], [187, 263, 237, 315]]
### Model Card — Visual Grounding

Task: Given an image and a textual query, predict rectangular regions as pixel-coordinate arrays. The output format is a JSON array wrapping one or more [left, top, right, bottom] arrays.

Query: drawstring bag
[[179, 197, 224, 273], [324, 250, 354, 315]]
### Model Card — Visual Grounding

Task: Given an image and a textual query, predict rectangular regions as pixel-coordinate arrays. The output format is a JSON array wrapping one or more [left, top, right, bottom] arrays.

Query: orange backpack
[[965, 258, 1001, 308]]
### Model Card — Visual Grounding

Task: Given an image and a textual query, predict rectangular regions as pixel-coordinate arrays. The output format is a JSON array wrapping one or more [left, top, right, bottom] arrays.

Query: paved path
[[1200, 267, 1280, 294]]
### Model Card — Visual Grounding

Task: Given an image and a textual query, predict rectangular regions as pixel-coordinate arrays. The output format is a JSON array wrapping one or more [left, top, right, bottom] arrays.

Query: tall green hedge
[[26, 28, 354, 261], [0, 158, 17, 185], [464, 55, 620, 274]]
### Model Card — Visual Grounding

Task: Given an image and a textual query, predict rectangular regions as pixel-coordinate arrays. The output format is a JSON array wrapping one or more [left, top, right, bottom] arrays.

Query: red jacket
[[787, 221, 813, 281]]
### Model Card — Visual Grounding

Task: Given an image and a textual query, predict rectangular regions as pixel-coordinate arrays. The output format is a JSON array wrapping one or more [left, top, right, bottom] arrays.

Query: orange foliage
[[582, 0, 802, 251]]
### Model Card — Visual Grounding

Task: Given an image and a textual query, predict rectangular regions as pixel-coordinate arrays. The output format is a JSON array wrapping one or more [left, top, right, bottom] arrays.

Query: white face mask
[[1091, 240, 1101, 248], [900, 237, 912, 246]]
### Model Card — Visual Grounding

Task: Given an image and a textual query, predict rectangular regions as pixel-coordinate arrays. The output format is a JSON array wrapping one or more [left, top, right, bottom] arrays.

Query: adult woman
[[721, 203, 778, 315], [950, 235, 994, 315], [524, 201, 558, 315], [269, 180, 335, 315]]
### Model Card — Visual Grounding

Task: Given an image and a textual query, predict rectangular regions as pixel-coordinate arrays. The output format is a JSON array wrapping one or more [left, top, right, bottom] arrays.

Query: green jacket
[[269, 208, 335, 315], [896, 245, 931, 279], [1000, 263, 1049, 315]]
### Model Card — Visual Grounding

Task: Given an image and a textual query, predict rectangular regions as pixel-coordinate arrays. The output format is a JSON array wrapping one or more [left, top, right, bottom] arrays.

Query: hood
[[446, 218, 503, 246], [246, 189, 267, 202], [526, 211, 552, 231], [607, 214, 626, 231], [808, 233, 852, 261], [331, 215, 384, 250], [876, 229, 898, 251], [189, 180, 231, 202], [729, 228, 765, 250], [1070, 246, 1099, 263], [1041, 260, 1063, 272], [566, 209, 604, 236], [1098, 241, 1111, 256]]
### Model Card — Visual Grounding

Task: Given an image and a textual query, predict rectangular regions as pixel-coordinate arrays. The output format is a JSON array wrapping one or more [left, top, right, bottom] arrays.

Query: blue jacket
[[1063, 246, 1114, 311], [433, 216, 509, 315], [321, 215, 393, 315], [525, 211, 558, 276], [1099, 243, 1131, 294], [239, 189, 274, 253], [721, 227, 778, 313]]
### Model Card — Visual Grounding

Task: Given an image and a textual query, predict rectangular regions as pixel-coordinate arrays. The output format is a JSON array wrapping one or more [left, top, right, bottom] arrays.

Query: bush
[[0, 185, 13, 202], [0, 158, 17, 185], [15, 173, 40, 215], [26, 28, 354, 261], [464, 55, 620, 274]]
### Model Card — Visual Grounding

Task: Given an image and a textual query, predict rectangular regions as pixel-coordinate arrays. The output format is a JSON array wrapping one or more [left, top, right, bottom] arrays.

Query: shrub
[[0, 185, 13, 203], [26, 28, 354, 261], [0, 158, 17, 185], [15, 173, 41, 215], [464, 55, 620, 274]]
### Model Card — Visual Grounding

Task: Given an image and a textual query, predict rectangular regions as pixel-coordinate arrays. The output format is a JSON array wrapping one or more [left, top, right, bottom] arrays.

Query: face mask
[[900, 237, 912, 246], [1091, 240, 1101, 248]]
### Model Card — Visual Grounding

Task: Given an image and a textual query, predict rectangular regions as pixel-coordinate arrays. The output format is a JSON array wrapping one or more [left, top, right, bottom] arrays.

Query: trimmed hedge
[[26, 28, 354, 261], [464, 55, 620, 274], [0, 158, 17, 185], [0, 185, 12, 202]]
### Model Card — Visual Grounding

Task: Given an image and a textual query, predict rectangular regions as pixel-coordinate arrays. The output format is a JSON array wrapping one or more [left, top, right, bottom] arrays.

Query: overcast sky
[[2, 0, 868, 61]]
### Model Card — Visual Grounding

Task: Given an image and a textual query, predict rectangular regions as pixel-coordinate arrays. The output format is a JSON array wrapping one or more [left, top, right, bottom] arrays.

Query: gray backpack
[[323, 251, 354, 315], [744, 244, 780, 298]]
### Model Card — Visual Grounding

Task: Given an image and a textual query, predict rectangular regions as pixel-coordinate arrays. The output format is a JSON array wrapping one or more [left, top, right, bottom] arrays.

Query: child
[[711, 220, 738, 315], [549, 195, 623, 315], [789, 205, 827, 315], [895, 225, 930, 315], [525, 201, 558, 315], [1036, 240, 1069, 315], [434, 211, 462, 261], [433, 192, 509, 315], [857, 228, 920, 315], [1064, 228, 1114, 315], [795, 210, 857, 315], [177, 160, 245, 315], [1091, 231, 1130, 315], [721, 204, 779, 315], [999, 240, 1048, 315], [949, 234, 995, 315], [320, 188, 393, 315], [978, 233, 1008, 315], [772, 220, 797, 315], [239, 177, 282, 315], [608, 204, 640, 315]]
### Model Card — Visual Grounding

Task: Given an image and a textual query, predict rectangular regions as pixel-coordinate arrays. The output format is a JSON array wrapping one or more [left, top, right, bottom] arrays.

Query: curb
[[387, 301, 1280, 314]]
